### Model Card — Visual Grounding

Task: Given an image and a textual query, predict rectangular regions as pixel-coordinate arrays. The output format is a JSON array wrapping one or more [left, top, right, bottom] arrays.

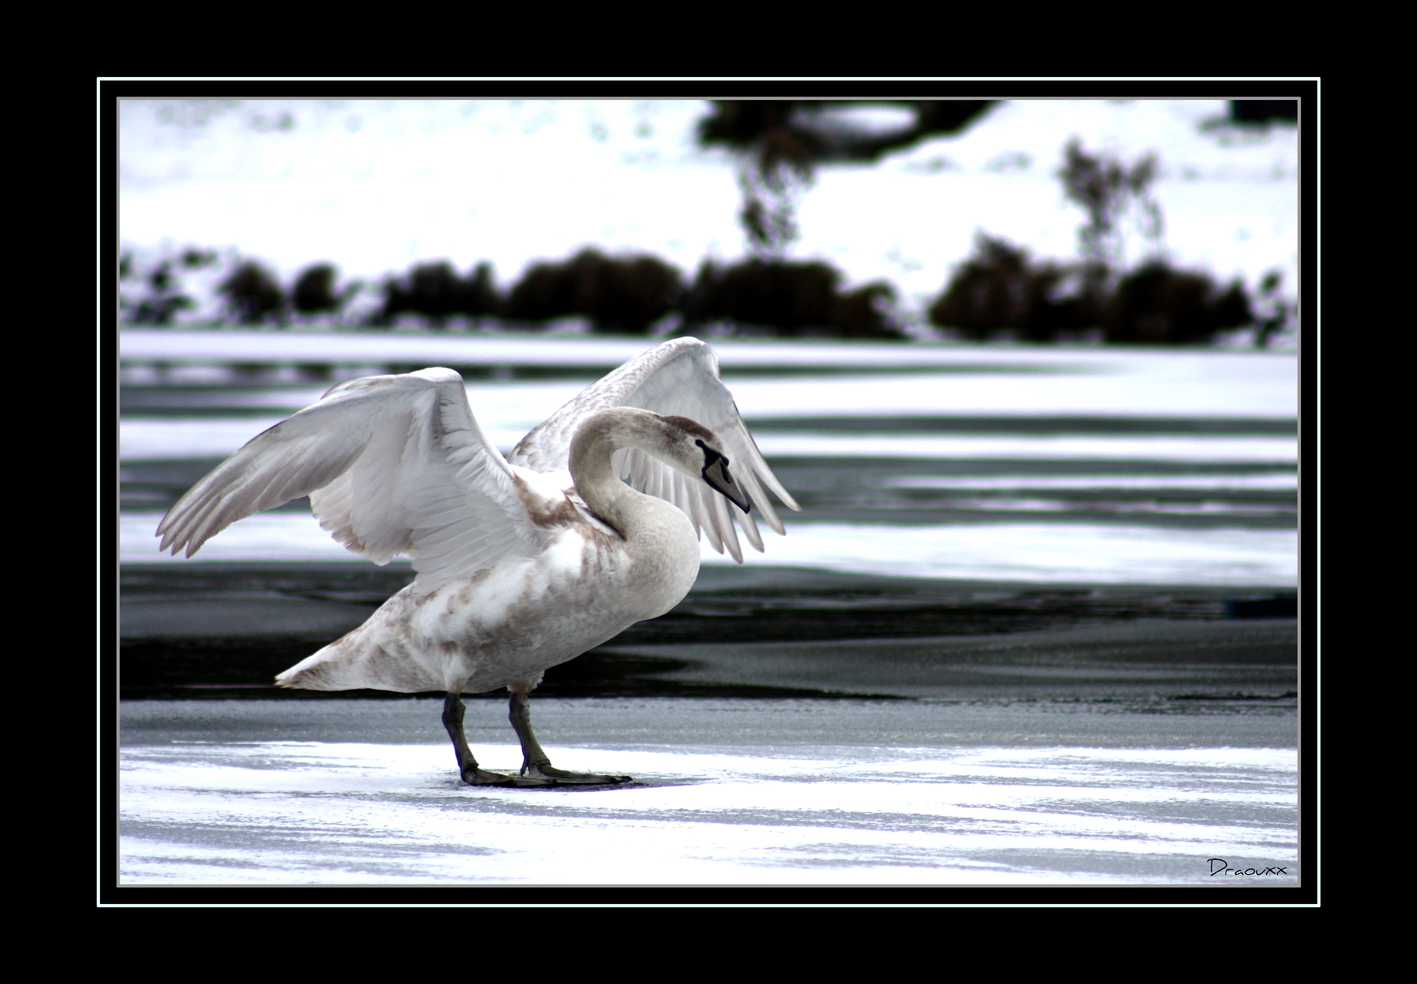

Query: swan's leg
[[442, 693, 553, 787], [509, 687, 631, 785]]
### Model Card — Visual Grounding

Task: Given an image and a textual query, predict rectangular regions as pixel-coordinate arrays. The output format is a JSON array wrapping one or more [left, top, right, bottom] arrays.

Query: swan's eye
[[694, 442, 736, 484], [696, 440, 749, 513], [696, 439, 730, 475]]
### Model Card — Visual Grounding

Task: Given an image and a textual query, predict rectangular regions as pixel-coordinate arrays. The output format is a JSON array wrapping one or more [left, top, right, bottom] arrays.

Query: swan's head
[[574, 408, 752, 514], [659, 415, 750, 514], [693, 437, 751, 514]]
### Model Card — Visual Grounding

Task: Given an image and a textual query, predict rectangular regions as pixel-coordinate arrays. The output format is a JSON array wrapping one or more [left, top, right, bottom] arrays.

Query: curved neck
[[568, 409, 670, 537]]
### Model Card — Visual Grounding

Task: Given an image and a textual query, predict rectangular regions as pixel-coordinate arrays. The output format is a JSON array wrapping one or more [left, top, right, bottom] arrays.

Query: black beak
[[698, 442, 751, 514]]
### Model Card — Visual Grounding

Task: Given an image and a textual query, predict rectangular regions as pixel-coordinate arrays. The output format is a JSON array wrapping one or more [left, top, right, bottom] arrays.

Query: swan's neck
[[568, 409, 678, 538]]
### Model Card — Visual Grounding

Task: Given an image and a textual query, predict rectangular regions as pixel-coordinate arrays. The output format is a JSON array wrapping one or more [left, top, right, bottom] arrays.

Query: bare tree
[[1060, 138, 1164, 275]]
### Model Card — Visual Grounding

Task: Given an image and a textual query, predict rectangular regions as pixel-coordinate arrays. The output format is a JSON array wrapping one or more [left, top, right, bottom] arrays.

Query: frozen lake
[[121, 333, 1297, 585], [116, 334, 1301, 889], [113, 96, 1306, 893], [120, 695, 1297, 886]]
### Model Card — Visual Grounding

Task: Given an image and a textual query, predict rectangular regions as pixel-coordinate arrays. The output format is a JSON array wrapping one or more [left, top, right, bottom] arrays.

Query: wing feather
[[156, 368, 544, 590], [508, 337, 799, 561]]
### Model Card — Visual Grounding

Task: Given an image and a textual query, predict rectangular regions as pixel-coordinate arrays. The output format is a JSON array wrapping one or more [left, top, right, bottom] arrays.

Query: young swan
[[278, 408, 748, 786], [156, 339, 798, 787]]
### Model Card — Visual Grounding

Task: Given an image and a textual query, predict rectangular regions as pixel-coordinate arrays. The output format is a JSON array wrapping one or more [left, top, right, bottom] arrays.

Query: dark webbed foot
[[444, 694, 554, 787], [509, 688, 632, 786], [459, 763, 558, 787], [444, 691, 630, 788], [520, 760, 632, 785]]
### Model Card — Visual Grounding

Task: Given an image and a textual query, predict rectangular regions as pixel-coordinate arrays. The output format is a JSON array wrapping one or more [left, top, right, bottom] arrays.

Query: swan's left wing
[[509, 337, 800, 562], [156, 368, 550, 591]]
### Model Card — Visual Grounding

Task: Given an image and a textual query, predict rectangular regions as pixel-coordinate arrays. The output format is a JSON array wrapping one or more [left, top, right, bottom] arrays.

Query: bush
[[682, 258, 904, 339], [928, 234, 1098, 341], [291, 263, 341, 315], [379, 261, 499, 327], [927, 235, 1256, 345], [179, 248, 218, 270], [126, 260, 195, 325], [219, 261, 285, 324], [833, 281, 901, 339], [1101, 262, 1253, 343], [683, 258, 835, 334], [503, 249, 682, 334], [1252, 270, 1294, 348]]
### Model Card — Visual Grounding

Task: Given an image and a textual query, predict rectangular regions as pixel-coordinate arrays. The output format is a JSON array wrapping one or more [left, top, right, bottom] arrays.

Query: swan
[[155, 337, 800, 787]]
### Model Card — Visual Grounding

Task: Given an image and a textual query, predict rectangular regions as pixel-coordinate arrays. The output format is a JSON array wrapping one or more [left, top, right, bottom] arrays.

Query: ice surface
[[121, 342, 1297, 585], [118, 698, 1298, 886], [124, 511, 1295, 586], [114, 99, 1305, 892]]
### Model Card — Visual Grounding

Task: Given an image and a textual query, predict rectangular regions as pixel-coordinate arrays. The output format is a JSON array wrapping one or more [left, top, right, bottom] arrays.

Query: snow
[[117, 99, 1300, 326], [119, 699, 1298, 886]]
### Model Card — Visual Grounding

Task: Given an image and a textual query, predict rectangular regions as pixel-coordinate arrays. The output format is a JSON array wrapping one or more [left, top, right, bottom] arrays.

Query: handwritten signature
[[1207, 858, 1290, 877]]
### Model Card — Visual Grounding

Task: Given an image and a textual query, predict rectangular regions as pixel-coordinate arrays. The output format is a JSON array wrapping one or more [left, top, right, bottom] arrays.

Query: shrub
[[683, 257, 904, 338], [379, 261, 500, 327], [503, 249, 682, 334], [291, 263, 341, 315], [928, 234, 1099, 341], [833, 281, 902, 339], [1252, 270, 1295, 348], [125, 260, 196, 325], [179, 248, 218, 270], [1101, 261, 1253, 343], [219, 261, 285, 324], [684, 258, 836, 334]]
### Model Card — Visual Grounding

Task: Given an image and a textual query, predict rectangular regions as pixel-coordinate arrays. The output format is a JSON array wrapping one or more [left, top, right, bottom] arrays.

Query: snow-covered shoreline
[[118, 99, 1301, 338]]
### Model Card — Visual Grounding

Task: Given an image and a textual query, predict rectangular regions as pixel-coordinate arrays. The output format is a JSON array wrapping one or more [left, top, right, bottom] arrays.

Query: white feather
[[510, 337, 799, 556]]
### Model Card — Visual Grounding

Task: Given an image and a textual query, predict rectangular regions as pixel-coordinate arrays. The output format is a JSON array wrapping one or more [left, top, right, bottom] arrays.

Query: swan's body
[[156, 338, 798, 786]]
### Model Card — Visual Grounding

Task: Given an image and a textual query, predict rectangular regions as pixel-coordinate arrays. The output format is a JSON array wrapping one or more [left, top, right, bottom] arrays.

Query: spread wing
[[156, 368, 546, 591], [509, 337, 800, 562]]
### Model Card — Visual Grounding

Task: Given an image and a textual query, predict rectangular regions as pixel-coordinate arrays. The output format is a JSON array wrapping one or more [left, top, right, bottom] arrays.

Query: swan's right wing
[[510, 337, 799, 562], [156, 368, 545, 591]]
